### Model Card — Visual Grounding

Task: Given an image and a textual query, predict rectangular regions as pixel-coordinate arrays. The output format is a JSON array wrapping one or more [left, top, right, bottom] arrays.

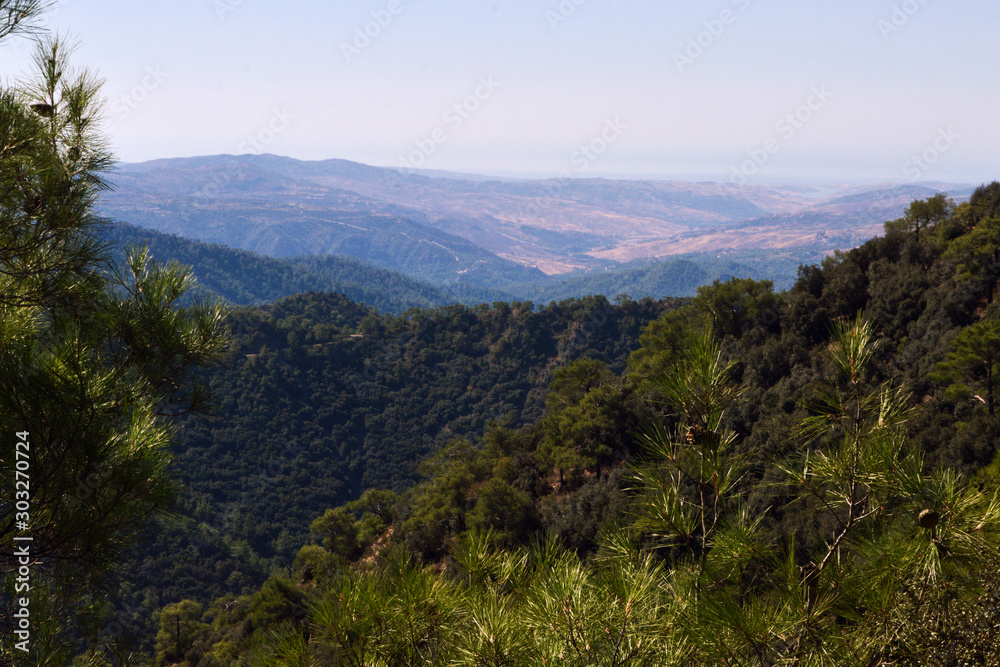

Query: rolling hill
[[98, 155, 975, 303]]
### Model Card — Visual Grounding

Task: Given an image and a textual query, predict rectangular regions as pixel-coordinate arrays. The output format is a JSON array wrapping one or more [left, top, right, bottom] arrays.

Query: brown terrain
[[101, 155, 974, 280]]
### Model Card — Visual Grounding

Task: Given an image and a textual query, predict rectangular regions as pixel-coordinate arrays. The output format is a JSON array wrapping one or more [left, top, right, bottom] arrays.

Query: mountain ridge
[[100, 154, 975, 296]]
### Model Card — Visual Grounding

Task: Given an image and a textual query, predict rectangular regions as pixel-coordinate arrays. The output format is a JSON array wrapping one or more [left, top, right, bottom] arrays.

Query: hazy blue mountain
[[100, 154, 974, 302], [101, 158, 551, 291]]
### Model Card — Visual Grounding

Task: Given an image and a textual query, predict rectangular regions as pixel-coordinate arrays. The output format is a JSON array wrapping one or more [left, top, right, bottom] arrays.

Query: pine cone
[[31, 103, 54, 117], [686, 425, 705, 443]]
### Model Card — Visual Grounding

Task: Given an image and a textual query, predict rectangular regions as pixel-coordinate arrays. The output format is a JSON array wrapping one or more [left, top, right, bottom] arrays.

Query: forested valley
[[134, 189, 1000, 666]]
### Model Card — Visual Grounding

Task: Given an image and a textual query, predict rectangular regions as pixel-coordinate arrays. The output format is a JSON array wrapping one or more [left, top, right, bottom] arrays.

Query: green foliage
[[653, 329, 741, 430], [398, 439, 483, 559], [969, 181, 1000, 224], [247, 577, 307, 637], [115, 293, 671, 623], [627, 317, 1000, 664], [931, 318, 1000, 416], [627, 276, 780, 392], [526, 251, 806, 303], [203, 533, 691, 666], [944, 215, 1000, 303], [693, 277, 781, 339], [154, 600, 210, 666], [310, 507, 362, 562], [630, 330, 748, 561], [297, 554, 449, 666], [539, 359, 626, 484], [0, 1, 53, 41], [904, 192, 954, 243], [467, 478, 536, 544], [626, 303, 698, 391]]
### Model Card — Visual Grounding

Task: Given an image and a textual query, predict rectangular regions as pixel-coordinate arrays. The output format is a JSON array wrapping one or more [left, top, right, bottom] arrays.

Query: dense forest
[[116, 291, 676, 626], [4, 5, 1000, 665], [115, 187, 1000, 665]]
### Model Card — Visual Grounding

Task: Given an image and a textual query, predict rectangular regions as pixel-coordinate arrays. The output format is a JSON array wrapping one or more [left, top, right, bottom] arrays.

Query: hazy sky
[[1, 0, 997, 183]]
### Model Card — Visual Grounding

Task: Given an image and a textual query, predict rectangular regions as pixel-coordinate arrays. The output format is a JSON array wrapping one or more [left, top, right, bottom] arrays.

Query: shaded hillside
[[106, 221, 808, 310], [106, 222, 461, 313], [523, 249, 819, 302]]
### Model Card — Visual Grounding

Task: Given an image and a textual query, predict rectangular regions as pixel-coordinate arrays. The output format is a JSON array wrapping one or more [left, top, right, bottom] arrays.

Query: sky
[[1, 0, 997, 184]]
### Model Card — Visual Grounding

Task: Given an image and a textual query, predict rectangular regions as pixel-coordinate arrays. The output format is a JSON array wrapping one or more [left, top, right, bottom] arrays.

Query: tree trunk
[[990, 249, 999, 305], [988, 361, 995, 418]]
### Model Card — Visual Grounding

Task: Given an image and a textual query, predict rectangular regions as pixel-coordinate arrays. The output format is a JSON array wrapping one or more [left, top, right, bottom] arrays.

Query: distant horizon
[[2, 2, 998, 187], [113, 152, 985, 192]]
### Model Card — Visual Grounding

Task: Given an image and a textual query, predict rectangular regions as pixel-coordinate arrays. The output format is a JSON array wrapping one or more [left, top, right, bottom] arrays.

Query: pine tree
[[628, 317, 1000, 664], [0, 9, 229, 663], [931, 318, 1000, 417]]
